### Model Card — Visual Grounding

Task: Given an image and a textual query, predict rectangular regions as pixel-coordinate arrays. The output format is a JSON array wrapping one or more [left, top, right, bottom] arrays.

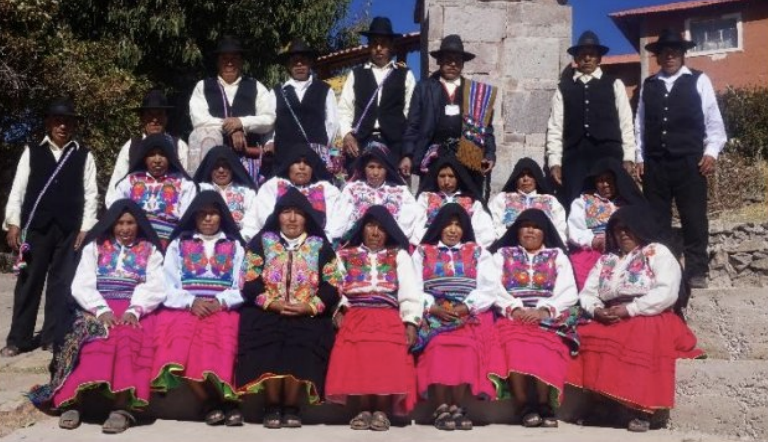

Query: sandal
[[521, 405, 542, 428], [102, 410, 135, 434], [263, 406, 282, 429], [539, 404, 558, 428], [449, 405, 472, 430], [350, 411, 372, 430], [432, 404, 455, 431], [204, 408, 226, 426], [628, 418, 650, 432], [58, 409, 81, 430], [224, 408, 243, 427], [370, 411, 390, 431], [281, 406, 302, 428], [0, 345, 21, 358]]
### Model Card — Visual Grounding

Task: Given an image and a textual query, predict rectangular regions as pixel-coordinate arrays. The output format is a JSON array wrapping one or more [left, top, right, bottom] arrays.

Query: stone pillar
[[421, 0, 572, 191]]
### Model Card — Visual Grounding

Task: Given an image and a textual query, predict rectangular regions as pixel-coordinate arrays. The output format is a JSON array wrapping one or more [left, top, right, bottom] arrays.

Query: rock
[[749, 258, 768, 272], [729, 238, 767, 253], [729, 253, 752, 272], [710, 249, 729, 270]]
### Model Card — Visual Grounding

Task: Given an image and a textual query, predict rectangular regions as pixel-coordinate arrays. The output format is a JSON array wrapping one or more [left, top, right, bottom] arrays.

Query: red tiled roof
[[317, 32, 420, 62], [610, 0, 745, 18], [602, 53, 641, 65]]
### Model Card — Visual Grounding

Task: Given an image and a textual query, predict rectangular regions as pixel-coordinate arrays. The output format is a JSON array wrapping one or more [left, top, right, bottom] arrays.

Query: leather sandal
[[263, 406, 282, 429], [521, 405, 543, 427], [224, 408, 243, 427], [370, 411, 390, 431], [449, 405, 473, 430], [433, 404, 455, 431], [102, 410, 135, 434], [539, 404, 558, 428], [204, 408, 226, 426], [281, 406, 302, 428], [0, 346, 21, 358], [350, 411, 372, 430], [628, 418, 650, 432], [58, 409, 81, 430]]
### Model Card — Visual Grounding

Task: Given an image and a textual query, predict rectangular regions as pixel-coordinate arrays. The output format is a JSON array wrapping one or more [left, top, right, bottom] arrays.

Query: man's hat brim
[[360, 30, 401, 39], [645, 40, 696, 53], [278, 49, 318, 62], [429, 49, 475, 62], [567, 44, 610, 56]]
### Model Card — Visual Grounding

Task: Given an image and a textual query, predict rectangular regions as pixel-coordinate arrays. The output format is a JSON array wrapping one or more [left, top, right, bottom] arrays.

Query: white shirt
[[412, 192, 495, 248], [439, 76, 461, 97], [3, 136, 99, 232], [635, 66, 727, 162], [199, 182, 259, 242], [546, 67, 636, 166], [189, 75, 276, 134], [265, 76, 339, 145], [338, 61, 417, 138]]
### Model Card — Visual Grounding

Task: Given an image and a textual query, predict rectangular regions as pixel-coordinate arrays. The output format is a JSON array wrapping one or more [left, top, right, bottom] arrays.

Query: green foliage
[[718, 86, 768, 159]]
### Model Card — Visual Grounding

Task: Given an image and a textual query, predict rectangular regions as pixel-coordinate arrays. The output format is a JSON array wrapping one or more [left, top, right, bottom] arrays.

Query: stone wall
[[420, 0, 573, 191], [707, 221, 768, 287]]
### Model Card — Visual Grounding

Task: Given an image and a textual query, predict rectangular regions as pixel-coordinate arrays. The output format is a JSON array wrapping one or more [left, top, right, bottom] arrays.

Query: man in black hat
[[546, 30, 636, 207], [264, 39, 339, 171], [106, 89, 190, 202], [2, 98, 99, 357], [338, 16, 416, 176], [635, 29, 726, 289], [189, 36, 275, 182], [403, 34, 497, 196]]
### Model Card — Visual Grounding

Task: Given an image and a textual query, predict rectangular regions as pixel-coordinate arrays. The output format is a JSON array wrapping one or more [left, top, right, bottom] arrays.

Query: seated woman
[[412, 157, 494, 247], [489, 157, 566, 242], [150, 191, 246, 427], [254, 144, 341, 236], [328, 146, 418, 243], [193, 145, 259, 241], [238, 188, 341, 429], [567, 158, 644, 290], [490, 209, 579, 429], [412, 203, 501, 431], [108, 133, 197, 248], [325, 206, 421, 431], [28, 200, 165, 434], [567, 205, 703, 432]]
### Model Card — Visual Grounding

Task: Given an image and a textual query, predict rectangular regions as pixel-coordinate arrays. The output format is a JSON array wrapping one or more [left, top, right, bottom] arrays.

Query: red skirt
[[566, 312, 703, 412], [491, 319, 572, 404], [570, 247, 602, 291], [151, 308, 239, 401], [415, 311, 502, 400], [325, 307, 417, 415]]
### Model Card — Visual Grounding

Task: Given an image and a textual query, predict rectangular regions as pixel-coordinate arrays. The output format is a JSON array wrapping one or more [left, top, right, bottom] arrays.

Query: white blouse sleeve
[[107, 175, 132, 208], [396, 250, 422, 325], [626, 244, 681, 317], [411, 193, 430, 245], [548, 196, 568, 244], [189, 80, 223, 129], [489, 193, 510, 239], [215, 242, 246, 310], [464, 248, 498, 313], [321, 181, 342, 236], [579, 257, 606, 316], [471, 203, 495, 248], [411, 248, 434, 310], [126, 248, 166, 318], [71, 242, 111, 317], [163, 239, 196, 309], [240, 187, 259, 242], [327, 185, 355, 241], [396, 186, 420, 244], [106, 139, 132, 205], [492, 252, 524, 314], [178, 179, 198, 217], [567, 197, 595, 248], [254, 177, 279, 231], [537, 250, 578, 317]]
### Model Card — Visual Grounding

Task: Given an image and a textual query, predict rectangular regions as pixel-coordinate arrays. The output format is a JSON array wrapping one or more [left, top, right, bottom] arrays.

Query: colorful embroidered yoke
[[276, 180, 328, 215], [95, 239, 153, 301], [582, 194, 618, 234], [424, 193, 475, 228], [597, 244, 658, 306], [217, 184, 250, 228], [344, 181, 407, 226], [500, 193, 556, 227], [128, 173, 185, 242], [338, 247, 399, 309], [178, 237, 238, 297], [500, 246, 559, 308]]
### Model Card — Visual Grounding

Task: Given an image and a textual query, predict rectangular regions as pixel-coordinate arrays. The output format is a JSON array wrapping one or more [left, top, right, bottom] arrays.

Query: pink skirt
[[52, 300, 158, 410], [325, 308, 417, 415], [491, 319, 572, 404], [151, 308, 239, 400], [415, 311, 502, 400], [570, 248, 602, 291]]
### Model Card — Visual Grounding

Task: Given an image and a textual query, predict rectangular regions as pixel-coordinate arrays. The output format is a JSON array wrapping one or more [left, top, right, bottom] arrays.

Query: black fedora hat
[[45, 97, 80, 118], [278, 39, 318, 62], [567, 30, 610, 56], [212, 36, 245, 55], [645, 29, 696, 53], [429, 34, 475, 62], [132, 90, 174, 112], [359, 16, 401, 39]]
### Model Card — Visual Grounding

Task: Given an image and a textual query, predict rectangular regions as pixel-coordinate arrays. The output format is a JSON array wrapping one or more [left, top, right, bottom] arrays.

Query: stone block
[[506, 2, 571, 39], [503, 89, 553, 134], [503, 37, 561, 80], [519, 78, 558, 91], [425, 5, 443, 41], [461, 42, 499, 74], [444, 5, 507, 43]]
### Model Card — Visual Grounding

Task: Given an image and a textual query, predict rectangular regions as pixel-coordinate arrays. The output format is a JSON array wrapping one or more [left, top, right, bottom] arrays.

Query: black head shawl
[[490, 208, 567, 253], [604, 204, 662, 255], [258, 187, 328, 241], [125, 133, 191, 180], [168, 190, 244, 245], [345, 205, 410, 250], [82, 199, 162, 250], [351, 145, 405, 186], [416, 156, 483, 201], [582, 158, 644, 205], [420, 203, 476, 246], [273, 144, 333, 184], [193, 145, 256, 190], [501, 157, 552, 194]]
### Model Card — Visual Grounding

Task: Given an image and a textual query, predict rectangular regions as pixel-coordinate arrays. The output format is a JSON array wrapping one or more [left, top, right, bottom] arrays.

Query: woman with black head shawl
[[328, 145, 418, 243], [413, 157, 494, 247], [489, 209, 578, 429], [237, 188, 342, 429], [412, 204, 501, 431], [150, 191, 246, 427], [325, 206, 421, 431], [489, 157, 567, 242], [29, 200, 165, 434], [107, 133, 197, 247], [567, 157, 645, 290], [254, 144, 340, 238], [194, 145, 259, 241], [568, 205, 703, 433]]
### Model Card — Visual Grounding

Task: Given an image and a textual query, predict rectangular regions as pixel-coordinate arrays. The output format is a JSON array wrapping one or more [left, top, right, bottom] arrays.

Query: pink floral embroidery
[[277, 180, 327, 214], [583, 194, 616, 233], [344, 181, 405, 226], [420, 243, 481, 280], [425, 193, 475, 227], [501, 193, 555, 226]]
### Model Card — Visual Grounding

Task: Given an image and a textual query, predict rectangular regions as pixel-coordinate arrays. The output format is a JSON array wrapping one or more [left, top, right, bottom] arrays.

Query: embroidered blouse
[[199, 182, 258, 241], [413, 192, 495, 247], [489, 190, 567, 242], [254, 176, 340, 235], [163, 231, 245, 310], [567, 193, 619, 249], [580, 243, 681, 317], [71, 239, 165, 319]]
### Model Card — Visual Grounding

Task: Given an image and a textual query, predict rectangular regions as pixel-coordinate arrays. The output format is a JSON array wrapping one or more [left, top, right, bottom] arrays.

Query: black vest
[[128, 135, 180, 168], [203, 77, 260, 145], [641, 70, 705, 158], [434, 80, 464, 143], [352, 66, 408, 146], [560, 74, 622, 150], [273, 79, 330, 150], [21, 142, 88, 232]]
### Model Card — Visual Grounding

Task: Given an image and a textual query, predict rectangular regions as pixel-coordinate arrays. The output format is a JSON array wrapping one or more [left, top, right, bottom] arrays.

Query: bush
[[718, 86, 768, 159]]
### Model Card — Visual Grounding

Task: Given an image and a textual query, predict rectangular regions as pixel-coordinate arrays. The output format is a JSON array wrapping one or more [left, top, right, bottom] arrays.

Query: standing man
[[2, 98, 98, 357], [403, 34, 497, 197], [636, 29, 727, 289], [106, 89, 190, 203], [189, 36, 275, 182], [338, 16, 416, 176], [546, 30, 636, 207]]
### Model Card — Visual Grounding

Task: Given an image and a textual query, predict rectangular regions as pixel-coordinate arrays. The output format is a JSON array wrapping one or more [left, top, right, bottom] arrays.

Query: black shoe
[[688, 275, 708, 289]]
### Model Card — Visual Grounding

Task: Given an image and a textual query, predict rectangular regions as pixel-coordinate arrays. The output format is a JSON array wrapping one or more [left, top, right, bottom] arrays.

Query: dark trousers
[[559, 138, 623, 211], [642, 154, 709, 277], [6, 224, 78, 350]]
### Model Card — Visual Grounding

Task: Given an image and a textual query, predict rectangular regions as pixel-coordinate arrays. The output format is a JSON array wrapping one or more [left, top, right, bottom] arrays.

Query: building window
[[686, 13, 743, 55]]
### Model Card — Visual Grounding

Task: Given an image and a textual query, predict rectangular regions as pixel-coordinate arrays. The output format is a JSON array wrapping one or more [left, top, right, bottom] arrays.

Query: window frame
[[684, 11, 743, 57]]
